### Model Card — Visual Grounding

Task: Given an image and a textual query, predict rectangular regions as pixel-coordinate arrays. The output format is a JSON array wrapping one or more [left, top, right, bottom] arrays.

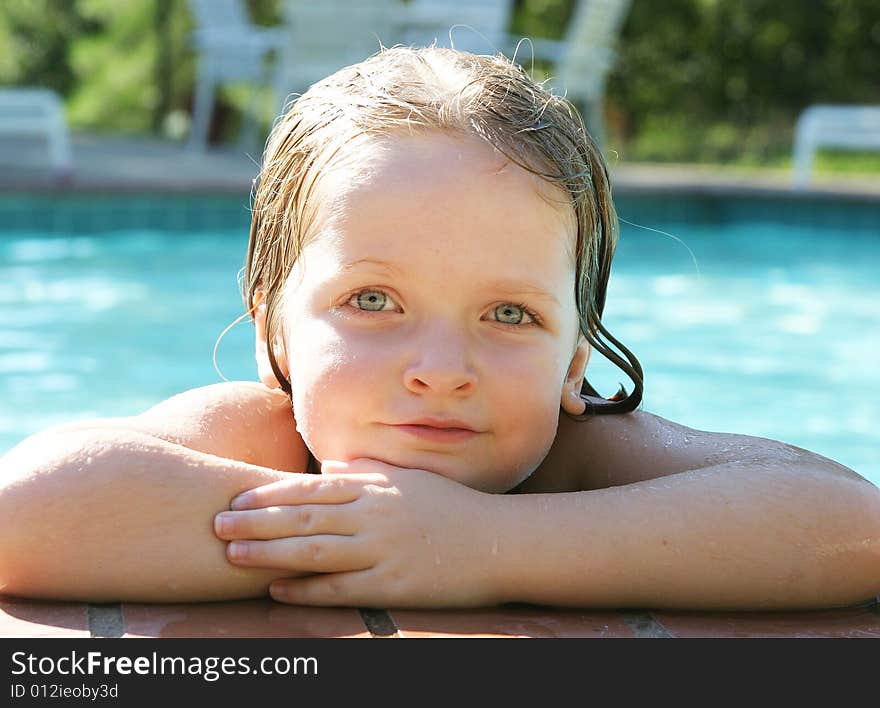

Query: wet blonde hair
[[243, 45, 642, 415]]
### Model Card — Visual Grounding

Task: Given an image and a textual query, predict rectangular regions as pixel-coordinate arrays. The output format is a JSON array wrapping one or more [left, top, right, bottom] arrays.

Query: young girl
[[1, 46, 878, 611]]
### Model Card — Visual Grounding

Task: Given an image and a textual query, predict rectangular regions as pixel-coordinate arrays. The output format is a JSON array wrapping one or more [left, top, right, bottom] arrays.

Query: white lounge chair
[[274, 0, 397, 107], [0, 88, 73, 180], [399, 0, 514, 55], [275, 0, 514, 107], [186, 0, 284, 151], [792, 105, 880, 187], [394, 0, 630, 148], [528, 0, 632, 147], [249, 0, 631, 151]]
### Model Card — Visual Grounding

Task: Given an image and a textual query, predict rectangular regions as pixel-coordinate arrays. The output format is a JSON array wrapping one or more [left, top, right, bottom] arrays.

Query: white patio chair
[[528, 0, 632, 147], [399, 0, 514, 55], [273, 0, 398, 108], [186, 0, 284, 151], [0, 88, 73, 179], [792, 105, 880, 188]]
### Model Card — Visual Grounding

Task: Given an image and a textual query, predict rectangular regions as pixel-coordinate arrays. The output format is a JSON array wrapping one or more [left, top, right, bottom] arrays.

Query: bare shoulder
[[138, 382, 308, 472], [525, 407, 858, 492], [44, 381, 308, 473]]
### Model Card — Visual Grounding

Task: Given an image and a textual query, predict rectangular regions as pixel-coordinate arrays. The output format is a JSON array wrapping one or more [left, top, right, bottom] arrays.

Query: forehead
[[311, 131, 576, 266]]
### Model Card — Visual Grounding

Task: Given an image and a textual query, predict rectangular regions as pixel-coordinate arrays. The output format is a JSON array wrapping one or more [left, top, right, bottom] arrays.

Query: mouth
[[388, 418, 480, 444]]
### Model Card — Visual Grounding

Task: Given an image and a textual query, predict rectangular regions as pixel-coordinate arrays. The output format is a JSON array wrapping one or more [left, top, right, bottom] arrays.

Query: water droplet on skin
[[491, 539, 498, 555]]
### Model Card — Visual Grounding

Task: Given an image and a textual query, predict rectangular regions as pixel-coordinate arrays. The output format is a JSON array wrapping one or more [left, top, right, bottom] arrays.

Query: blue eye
[[349, 289, 392, 311], [492, 303, 539, 326], [494, 304, 523, 324]]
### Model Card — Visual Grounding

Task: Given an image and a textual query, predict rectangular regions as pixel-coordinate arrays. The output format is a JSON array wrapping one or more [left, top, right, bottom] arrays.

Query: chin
[[408, 453, 536, 494], [308, 440, 542, 493]]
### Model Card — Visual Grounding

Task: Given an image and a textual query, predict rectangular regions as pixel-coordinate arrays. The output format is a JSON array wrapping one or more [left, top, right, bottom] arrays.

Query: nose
[[403, 321, 477, 397]]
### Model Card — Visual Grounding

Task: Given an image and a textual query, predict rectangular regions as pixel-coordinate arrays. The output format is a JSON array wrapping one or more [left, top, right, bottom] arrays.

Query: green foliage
[[0, 0, 195, 134], [0, 0, 98, 94], [511, 0, 880, 170], [511, 0, 574, 39], [66, 0, 197, 134], [606, 0, 880, 165], [66, 1, 158, 132]]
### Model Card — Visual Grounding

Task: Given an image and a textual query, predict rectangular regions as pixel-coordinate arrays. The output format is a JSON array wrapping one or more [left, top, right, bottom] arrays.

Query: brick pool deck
[[3, 596, 880, 639], [2, 133, 879, 638]]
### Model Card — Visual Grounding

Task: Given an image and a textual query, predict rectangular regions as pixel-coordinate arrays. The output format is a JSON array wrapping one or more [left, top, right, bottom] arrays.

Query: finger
[[269, 569, 384, 607], [230, 472, 385, 510], [214, 503, 360, 540], [226, 534, 373, 573]]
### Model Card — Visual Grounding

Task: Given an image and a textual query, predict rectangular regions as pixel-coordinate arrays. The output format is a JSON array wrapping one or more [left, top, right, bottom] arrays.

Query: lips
[[388, 417, 480, 444], [403, 417, 477, 431]]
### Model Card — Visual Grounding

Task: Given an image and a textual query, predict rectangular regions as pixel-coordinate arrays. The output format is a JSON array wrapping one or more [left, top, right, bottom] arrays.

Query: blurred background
[[0, 0, 880, 172], [0, 0, 878, 171], [0, 0, 878, 485]]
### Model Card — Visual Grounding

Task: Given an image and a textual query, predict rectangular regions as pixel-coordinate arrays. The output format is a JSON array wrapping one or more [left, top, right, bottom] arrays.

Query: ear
[[560, 337, 591, 416], [253, 291, 289, 389]]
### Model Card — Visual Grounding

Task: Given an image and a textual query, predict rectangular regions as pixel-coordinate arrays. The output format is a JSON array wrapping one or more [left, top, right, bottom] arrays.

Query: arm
[[215, 411, 880, 610], [0, 382, 311, 603], [502, 455, 880, 610], [507, 411, 880, 609]]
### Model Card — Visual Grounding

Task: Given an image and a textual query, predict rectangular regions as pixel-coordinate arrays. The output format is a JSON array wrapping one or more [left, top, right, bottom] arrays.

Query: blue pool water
[[1, 195, 878, 487]]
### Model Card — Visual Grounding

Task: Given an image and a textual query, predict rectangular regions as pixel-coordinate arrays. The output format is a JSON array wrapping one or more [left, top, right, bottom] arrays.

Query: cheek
[[486, 343, 567, 406], [285, 323, 386, 452], [286, 328, 350, 444], [485, 345, 566, 442]]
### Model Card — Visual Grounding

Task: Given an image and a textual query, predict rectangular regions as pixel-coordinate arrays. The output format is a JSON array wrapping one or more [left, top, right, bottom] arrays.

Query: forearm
[[499, 459, 880, 610], [0, 428, 303, 603]]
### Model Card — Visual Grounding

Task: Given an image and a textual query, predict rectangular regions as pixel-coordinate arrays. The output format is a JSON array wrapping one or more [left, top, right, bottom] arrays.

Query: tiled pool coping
[[3, 191, 880, 236], [0, 194, 254, 233], [3, 597, 880, 638]]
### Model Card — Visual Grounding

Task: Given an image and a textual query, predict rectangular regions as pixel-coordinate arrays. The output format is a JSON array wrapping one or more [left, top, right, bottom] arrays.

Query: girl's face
[[257, 132, 589, 492]]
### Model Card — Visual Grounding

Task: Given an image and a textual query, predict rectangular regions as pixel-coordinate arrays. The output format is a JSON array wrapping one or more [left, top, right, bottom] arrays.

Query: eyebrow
[[340, 258, 560, 307], [481, 279, 561, 306], [338, 258, 404, 276]]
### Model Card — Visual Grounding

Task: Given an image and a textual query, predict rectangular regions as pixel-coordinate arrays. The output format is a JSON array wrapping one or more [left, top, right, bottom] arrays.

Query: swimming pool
[[1, 194, 878, 487]]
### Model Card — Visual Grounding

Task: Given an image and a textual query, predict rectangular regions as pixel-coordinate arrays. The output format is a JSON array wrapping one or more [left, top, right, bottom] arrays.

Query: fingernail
[[214, 513, 230, 536], [230, 493, 251, 510], [228, 541, 247, 560]]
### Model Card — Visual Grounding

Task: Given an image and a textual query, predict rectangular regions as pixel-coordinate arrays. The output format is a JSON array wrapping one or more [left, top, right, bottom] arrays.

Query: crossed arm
[[1, 382, 878, 609], [0, 383, 306, 602]]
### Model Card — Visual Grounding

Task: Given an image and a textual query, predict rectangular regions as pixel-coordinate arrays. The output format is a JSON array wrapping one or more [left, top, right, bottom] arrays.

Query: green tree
[[64, 0, 193, 134], [607, 0, 880, 162], [0, 0, 96, 94]]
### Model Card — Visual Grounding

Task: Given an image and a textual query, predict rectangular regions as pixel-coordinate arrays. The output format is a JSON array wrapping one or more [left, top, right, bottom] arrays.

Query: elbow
[[0, 446, 32, 597], [0, 474, 37, 599], [811, 478, 880, 607], [0, 428, 127, 601]]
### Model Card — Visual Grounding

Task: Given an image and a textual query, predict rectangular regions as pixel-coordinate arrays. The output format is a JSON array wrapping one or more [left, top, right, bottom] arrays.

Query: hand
[[213, 459, 511, 608]]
